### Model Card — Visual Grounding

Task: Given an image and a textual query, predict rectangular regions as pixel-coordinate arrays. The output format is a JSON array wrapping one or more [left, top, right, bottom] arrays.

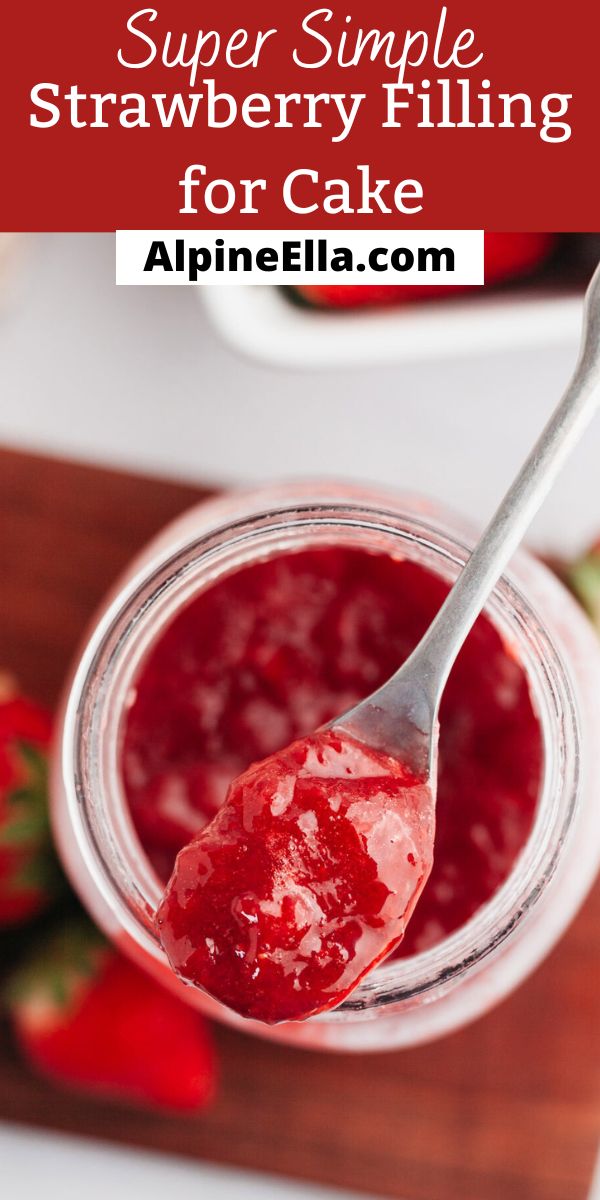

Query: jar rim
[[61, 489, 582, 1022]]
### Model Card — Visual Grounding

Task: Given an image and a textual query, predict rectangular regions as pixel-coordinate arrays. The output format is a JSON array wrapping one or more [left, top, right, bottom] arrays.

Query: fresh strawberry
[[0, 674, 59, 925], [295, 233, 558, 309], [565, 541, 600, 630], [5, 918, 217, 1112]]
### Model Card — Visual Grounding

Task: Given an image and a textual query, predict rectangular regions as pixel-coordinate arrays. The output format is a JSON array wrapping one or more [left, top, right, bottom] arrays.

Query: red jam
[[156, 729, 435, 1023], [122, 547, 542, 1010]]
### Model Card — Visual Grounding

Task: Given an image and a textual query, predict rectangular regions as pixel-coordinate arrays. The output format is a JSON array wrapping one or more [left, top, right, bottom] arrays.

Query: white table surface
[[0, 1123, 380, 1200], [0, 233, 598, 1197]]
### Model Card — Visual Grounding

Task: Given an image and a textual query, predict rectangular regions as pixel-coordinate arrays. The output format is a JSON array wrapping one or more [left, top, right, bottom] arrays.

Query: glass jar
[[51, 482, 600, 1052]]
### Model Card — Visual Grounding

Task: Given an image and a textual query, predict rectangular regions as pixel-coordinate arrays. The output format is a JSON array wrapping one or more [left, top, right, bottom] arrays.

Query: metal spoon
[[335, 262, 600, 783]]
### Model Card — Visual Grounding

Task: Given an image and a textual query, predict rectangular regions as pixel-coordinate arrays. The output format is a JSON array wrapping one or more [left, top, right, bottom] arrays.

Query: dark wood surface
[[1, 445, 599, 1200]]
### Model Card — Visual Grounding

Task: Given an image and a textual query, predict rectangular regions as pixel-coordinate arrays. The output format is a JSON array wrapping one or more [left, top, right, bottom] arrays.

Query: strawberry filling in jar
[[52, 484, 600, 1051]]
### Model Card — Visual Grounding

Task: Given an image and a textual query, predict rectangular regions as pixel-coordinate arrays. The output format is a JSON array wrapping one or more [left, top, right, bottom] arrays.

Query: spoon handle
[[413, 261, 600, 708]]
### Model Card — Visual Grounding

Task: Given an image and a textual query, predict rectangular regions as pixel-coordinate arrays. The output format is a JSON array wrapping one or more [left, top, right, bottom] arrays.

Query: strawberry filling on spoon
[[156, 728, 435, 1024]]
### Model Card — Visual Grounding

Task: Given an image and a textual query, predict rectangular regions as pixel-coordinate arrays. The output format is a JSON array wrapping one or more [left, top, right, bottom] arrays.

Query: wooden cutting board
[[1, 445, 599, 1200]]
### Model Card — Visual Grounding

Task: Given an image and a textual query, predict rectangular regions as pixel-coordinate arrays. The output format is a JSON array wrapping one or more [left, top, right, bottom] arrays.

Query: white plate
[[201, 283, 583, 370]]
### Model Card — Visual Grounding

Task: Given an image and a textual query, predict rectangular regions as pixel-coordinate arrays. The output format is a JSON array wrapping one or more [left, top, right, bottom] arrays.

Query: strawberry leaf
[[0, 813, 50, 846], [3, 917, 109, 1015], [567, 554, 600, 627]]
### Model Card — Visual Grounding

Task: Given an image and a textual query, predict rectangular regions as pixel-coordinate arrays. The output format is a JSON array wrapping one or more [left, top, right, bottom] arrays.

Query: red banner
[[2, 0, 596, 230]]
